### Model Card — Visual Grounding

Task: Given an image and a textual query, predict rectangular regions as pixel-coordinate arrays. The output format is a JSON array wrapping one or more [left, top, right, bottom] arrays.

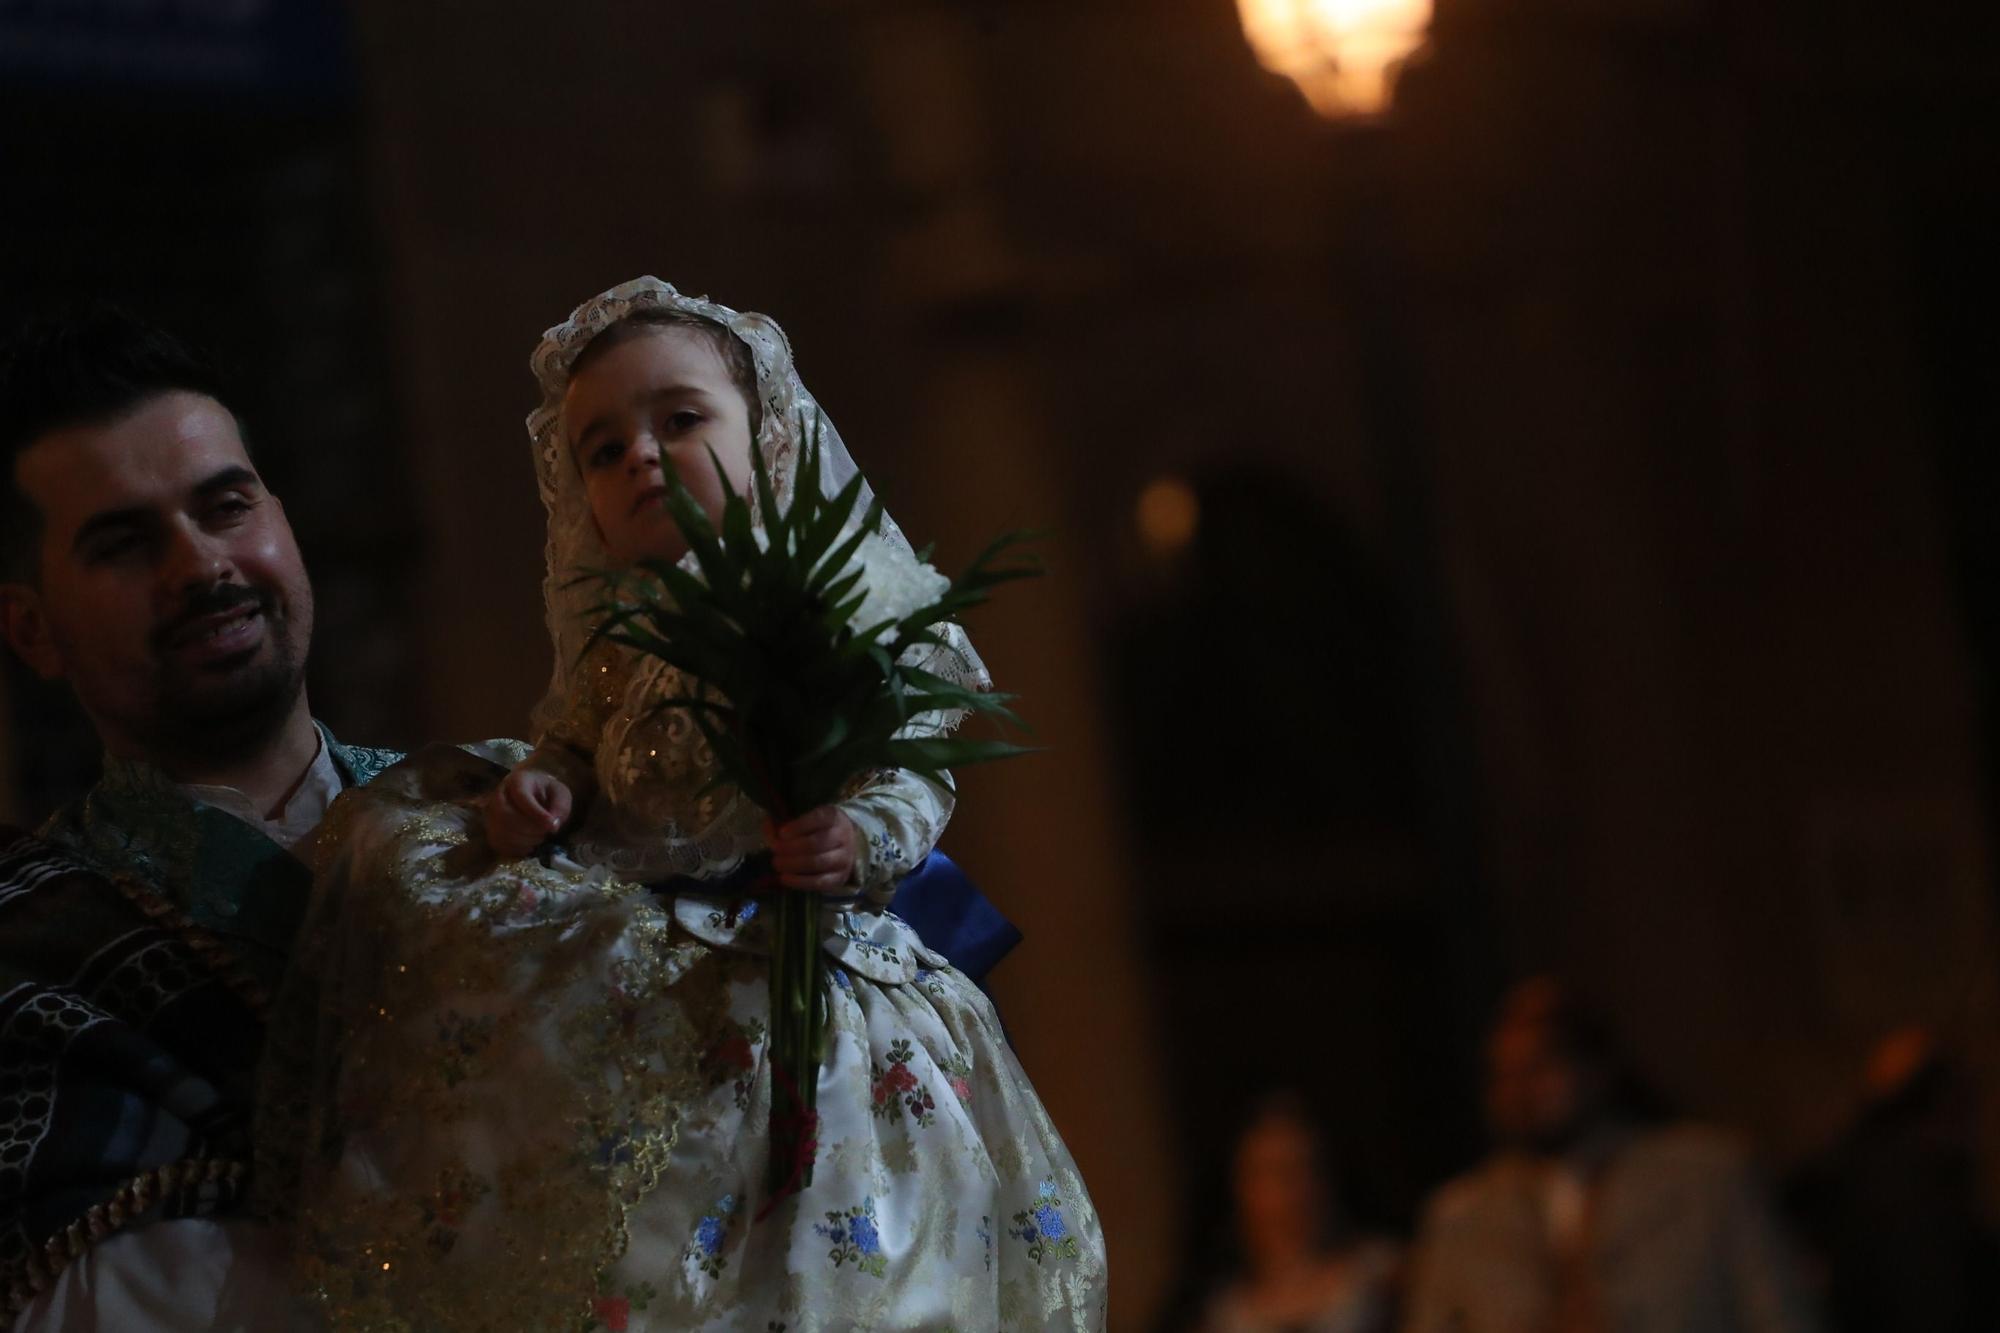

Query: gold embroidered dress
[[260, 278, 1106, 1332]]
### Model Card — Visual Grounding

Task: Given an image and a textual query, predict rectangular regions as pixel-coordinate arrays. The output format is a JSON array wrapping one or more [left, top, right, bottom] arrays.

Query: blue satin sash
[[883, 850, 1021, 985]]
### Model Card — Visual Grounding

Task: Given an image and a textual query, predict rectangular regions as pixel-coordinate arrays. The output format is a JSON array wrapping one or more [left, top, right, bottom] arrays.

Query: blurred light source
[[1136, 477, 1201, 556], [1236, 0, 1430, 119]]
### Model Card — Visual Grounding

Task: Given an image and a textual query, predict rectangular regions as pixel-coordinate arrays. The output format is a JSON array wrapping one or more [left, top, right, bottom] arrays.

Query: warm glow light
[[1236, 0, 1431, 118], [1136, 477, 1200, 556]]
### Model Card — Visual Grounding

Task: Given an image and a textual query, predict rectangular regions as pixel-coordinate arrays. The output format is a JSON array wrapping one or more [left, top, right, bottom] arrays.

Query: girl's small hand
[[488, 765, 574, 859], [764, 807, 858, 894]]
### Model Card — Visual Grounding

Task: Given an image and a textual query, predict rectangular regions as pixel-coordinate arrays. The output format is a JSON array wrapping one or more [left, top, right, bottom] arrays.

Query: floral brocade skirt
[[259, 745, 1106, 1333]]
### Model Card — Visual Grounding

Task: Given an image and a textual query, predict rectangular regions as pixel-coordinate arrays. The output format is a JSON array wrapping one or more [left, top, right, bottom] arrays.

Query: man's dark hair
[[0, 303, 232, 580]]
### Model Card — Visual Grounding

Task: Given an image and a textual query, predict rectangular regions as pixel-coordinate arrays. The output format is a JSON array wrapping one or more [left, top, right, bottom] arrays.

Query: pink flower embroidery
[[869, 1039, 940, 1127], [714, 1034, 754, 1072]]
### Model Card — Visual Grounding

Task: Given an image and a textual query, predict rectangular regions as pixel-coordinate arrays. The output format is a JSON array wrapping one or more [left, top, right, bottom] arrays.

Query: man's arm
[[12, 1217, 297, 1333]]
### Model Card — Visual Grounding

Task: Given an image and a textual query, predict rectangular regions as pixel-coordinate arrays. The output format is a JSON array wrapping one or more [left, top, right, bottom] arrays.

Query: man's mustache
[[153, 583, 277, 651]]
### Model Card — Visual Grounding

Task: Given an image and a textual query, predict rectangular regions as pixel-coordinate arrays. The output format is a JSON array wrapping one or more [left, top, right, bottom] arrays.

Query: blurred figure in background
[[1196, 1093, 1400, 1333], [1786, 1026, 2000, 1333], [1402, 979, 1819, 1333]]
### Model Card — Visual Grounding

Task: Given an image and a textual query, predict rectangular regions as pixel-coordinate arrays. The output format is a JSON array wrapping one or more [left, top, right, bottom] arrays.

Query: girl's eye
[[590, 439, 625, 468], [665, 410, 703, 434]]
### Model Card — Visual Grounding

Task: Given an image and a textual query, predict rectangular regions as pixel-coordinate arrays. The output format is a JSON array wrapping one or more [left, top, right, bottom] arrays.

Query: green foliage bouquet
[[584, 418, 1035, 1207]]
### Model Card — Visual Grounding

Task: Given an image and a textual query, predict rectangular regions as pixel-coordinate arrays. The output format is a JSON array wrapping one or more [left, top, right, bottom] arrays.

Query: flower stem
[[757, 744, 825, 1206]]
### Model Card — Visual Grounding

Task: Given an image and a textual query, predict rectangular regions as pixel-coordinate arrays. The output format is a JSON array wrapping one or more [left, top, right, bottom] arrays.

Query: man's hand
[[487, 765, 574, 859], [764, 806, 859, 894]]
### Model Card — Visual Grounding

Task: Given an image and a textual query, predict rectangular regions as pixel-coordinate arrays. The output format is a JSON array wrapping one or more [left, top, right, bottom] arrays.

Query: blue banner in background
[[0, 0, 351, 99]]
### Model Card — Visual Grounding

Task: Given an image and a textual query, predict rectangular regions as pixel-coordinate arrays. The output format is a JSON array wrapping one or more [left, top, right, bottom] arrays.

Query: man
[[1402, 979, 1821, 1333], [0, 305, 412, 1329], [0, 304, 1016, 1329]]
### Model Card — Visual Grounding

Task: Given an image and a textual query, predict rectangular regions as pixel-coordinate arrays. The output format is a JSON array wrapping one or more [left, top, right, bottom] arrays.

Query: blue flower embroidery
[[1010, 1179, 1082, 1264], [712, 897, 761, 931], [688, 1193, 736, 1278], [867, 828, 905, 871], [814, 1197, 888, 1277], [835, 921, 901, 963]]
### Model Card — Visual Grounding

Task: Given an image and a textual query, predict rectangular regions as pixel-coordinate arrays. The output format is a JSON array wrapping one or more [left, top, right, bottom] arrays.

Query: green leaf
[[801, 481, 869, 588], [884, 737, 1040, 770], [808, 497, 884, 597]]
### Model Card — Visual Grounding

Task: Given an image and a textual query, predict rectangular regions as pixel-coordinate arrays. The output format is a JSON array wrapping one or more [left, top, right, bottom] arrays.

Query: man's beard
[[144, 583, 308, 765]]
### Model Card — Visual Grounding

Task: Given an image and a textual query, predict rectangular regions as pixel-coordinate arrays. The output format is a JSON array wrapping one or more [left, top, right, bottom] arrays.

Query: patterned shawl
[[0, 734, 405, 1318], [0, 828, 269, 1316]]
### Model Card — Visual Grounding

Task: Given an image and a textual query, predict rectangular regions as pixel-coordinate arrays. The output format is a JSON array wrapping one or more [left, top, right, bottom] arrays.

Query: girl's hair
[[568, 309, 762, 439]]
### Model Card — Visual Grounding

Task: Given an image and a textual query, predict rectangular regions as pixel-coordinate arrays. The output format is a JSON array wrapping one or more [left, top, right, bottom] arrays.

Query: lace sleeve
[[837, 620, 990, 901], [840, 626, 986, 901], [839, 768, 955, 905]]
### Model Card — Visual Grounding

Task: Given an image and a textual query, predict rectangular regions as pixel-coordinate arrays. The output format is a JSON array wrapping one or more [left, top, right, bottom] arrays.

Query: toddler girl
[[263, 278, 1106, 1333]]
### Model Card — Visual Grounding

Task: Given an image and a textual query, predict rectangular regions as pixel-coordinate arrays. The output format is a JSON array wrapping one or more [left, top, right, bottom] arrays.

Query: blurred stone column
[[849, 7, 1177, 1324]]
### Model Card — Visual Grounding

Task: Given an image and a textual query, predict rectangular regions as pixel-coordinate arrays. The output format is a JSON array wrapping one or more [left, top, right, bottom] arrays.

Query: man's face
[[2, 392, 313, 764], [1233, 1111, 1327, 1260], [1484, 1017, 1592, 1154]]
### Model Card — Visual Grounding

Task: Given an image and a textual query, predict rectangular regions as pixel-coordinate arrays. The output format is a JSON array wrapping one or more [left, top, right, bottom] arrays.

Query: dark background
[[5, 2, 1999, 1324]]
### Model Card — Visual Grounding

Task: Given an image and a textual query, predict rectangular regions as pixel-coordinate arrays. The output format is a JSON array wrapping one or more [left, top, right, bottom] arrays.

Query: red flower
[[872, 1080, 890, 1106], [592, 1295, 630, 1331], [950, 1077, 972, 1102], [886, 1063, 918, 1093], [713, 1035, 754, 1071]]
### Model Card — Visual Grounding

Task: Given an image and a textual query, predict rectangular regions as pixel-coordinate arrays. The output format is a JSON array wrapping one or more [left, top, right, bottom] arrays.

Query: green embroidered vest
[[37, 729, 403, 994]]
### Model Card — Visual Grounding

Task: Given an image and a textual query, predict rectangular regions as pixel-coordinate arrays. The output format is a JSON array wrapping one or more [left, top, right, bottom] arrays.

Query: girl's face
[[565, 326, 756, 566]]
